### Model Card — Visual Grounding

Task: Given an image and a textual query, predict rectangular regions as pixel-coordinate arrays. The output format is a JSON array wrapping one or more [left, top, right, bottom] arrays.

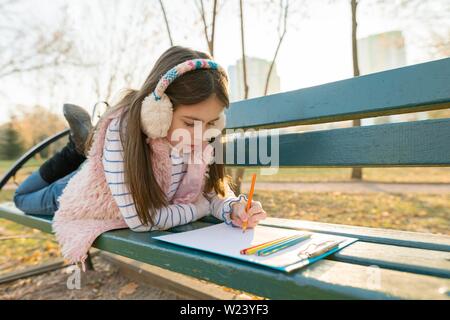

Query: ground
[[0, 255, 182, 300]]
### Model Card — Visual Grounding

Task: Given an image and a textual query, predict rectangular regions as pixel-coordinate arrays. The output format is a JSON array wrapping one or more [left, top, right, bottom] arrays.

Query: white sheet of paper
[[152, 223, 357, 272]]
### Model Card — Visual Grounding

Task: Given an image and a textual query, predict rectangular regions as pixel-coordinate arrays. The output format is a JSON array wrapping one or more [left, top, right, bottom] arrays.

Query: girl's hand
[[230, 199, 267, 229]]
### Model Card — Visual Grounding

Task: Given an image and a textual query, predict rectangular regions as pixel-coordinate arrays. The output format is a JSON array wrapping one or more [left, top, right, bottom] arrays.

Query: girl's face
[[166, 94, 225, 154]]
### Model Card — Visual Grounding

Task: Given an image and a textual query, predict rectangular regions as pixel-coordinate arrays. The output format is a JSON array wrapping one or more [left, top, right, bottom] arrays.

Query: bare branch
[[159, 0, 174, 46]]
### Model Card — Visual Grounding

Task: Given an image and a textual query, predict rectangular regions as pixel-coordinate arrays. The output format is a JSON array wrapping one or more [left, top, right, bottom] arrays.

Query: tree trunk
[[350, 0, 362, 180], [230, 0, 250, 194]]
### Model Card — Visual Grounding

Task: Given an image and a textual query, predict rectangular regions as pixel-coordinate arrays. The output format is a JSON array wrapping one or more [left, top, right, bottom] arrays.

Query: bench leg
[[85, 251, 95, 271]]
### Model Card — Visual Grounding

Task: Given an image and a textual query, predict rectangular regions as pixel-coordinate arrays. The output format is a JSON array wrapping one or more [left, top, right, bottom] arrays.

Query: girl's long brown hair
[[85, 46, 232, 226]]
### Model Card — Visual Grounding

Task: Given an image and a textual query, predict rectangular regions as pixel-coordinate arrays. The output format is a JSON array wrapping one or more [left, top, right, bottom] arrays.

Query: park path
[[240, 181, 450, 194], [2, 181, 450, 194]]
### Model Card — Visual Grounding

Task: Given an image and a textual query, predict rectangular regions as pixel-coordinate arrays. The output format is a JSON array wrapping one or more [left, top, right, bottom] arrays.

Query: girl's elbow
[[130, 226, 149, 232]]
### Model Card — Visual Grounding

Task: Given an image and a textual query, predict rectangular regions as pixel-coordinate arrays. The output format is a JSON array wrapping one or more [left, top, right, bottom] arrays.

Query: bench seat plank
[[1, 202, 449, 299], [330, 242, 450, 278], [253, 216, 450, 252], [0, 202, 53, 233]]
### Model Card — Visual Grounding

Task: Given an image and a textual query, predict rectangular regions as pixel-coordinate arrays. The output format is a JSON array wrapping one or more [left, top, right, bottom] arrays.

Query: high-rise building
[[358, 30, 406, 75], [357, 31, 428, 125], [228, 56, 280, 102]]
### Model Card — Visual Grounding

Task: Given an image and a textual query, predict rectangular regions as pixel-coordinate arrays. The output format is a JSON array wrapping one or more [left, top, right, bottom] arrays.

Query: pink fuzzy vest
[[52, 107, 214, 269]]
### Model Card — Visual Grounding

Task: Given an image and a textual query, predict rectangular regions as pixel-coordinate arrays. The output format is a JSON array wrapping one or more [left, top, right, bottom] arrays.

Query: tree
[[0, 1, 85, 80], [9, 105, 67, 159], [195, 0, 221, 56], [231, 0, 305, 193], [350, 0, 363, 180], [264, 0, 290, 96], [347, 0, 450, 179], [68, 0, 163, 103], [0, 122, 24, 160], [159, 0, 174, 46]]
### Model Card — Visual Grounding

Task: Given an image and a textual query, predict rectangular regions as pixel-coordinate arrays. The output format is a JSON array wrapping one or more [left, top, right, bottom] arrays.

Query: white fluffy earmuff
[[140, 92, 173, 139], [140, 58, 227, 139]]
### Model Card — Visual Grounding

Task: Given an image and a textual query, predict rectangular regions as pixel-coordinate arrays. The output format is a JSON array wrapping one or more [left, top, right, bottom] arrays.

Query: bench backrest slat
[[222, 118, 450, 166], [226, 57, 450, 129]]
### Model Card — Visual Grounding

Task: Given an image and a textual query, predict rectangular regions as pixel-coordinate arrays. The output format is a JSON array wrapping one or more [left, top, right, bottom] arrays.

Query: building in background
[[358, 30, 406, 75], [358, 30, 428, 125], [228, 56, 280, 102]]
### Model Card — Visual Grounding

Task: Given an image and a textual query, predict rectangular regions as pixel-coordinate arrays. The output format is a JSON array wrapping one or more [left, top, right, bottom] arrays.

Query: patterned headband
[[152, 58, 226, 100]]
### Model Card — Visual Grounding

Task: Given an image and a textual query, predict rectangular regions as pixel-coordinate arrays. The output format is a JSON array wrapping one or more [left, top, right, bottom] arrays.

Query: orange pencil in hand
[[242, 173, 257, 233]]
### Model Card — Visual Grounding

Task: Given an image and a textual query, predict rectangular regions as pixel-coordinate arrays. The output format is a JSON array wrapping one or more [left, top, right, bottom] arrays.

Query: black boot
[[63, 103, 93, 155], [39, 104, 93, 184], [39, 134, 87, 184]]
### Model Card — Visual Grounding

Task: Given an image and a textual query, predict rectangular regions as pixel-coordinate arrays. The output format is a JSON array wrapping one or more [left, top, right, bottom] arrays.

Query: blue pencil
[[256, 234, 312, 256]]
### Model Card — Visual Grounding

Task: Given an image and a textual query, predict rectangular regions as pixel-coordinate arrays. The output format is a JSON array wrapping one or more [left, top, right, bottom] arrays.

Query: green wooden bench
[[1, 58, 449, 299]]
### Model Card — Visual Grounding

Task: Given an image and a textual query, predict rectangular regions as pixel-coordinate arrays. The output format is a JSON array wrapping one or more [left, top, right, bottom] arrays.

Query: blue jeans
[[14, 164, 83, 216]]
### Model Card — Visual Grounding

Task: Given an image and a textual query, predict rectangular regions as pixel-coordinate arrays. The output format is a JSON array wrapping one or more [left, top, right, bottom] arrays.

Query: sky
[[0, 0, 448, 124]]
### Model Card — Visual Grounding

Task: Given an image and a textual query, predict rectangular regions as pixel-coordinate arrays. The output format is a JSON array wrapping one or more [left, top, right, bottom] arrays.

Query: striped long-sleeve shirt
[[102, 117, 246, 232]]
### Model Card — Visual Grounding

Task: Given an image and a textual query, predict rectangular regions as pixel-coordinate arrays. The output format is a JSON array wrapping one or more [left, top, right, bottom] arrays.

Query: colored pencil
[[240, 234, 302, 255], [256, 234, 312, 257], [242, 173, 257, 233]]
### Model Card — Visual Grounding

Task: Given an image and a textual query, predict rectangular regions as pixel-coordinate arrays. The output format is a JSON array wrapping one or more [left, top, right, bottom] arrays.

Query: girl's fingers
[[231, 201, 266, 229], [248, 202, 263, 215], [248, 211, 267, 225], [251, 200, 262, 209], [248, 207, 262, 215], [237, 204, 249, 221], [232, 217, 243, 227]]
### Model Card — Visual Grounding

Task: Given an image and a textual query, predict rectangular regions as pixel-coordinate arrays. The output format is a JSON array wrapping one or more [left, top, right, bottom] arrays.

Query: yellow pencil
[[240, 234, 305, 255], [242, 173, 257, 233]]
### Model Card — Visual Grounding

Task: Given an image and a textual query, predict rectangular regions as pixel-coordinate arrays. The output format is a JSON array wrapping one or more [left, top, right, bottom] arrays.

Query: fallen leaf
[[118, 282, 138, 299]]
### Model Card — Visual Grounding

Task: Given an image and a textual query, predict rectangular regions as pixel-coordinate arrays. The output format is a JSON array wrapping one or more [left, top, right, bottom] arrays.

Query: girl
[[14, 46, 267, 267]]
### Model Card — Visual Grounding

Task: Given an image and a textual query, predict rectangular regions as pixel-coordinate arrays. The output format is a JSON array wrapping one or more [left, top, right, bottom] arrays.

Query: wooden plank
[[221, 118, 450, 167], [225, 57, 450, 129], [0, 258, 67, 284], [249, 216, 450, 252], [0, 202, 53, 233], [329, 242, 450, 279]]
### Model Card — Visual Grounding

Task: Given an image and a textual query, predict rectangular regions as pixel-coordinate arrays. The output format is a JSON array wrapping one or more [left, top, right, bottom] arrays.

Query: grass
[[253, 190, 450, 235], [0, 158, 46, 185], [0, 190, 61, 275], [236, 167, 450, 183]]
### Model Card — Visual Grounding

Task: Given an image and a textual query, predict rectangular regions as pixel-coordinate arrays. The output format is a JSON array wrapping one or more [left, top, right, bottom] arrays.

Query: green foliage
[[0, 124, 24, 160]]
